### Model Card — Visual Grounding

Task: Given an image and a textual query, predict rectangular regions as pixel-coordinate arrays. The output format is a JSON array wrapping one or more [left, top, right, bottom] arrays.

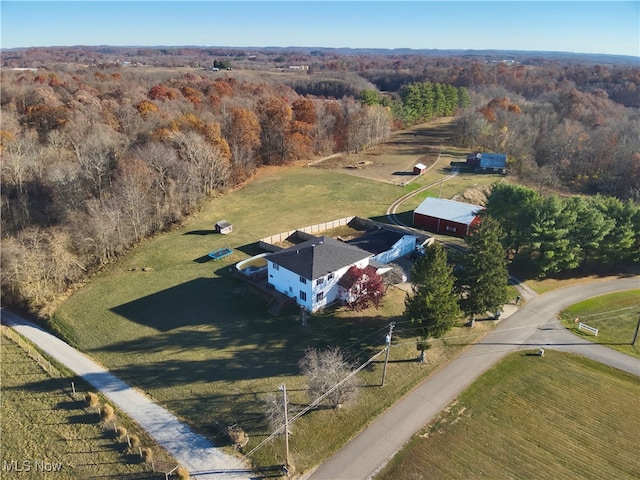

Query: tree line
[[484, 183, 640, 277], [0, 68, 393, 315], [360, 81, 470, 127]]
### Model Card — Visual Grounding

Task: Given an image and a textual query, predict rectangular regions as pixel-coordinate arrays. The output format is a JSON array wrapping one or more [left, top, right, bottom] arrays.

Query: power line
[[570, 305, 639, 320], [242, 348, 387, 461], [573, 312, 639, 325]]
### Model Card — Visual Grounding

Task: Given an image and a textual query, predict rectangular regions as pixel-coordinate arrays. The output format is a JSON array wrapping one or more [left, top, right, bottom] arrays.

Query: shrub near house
[[338, 265, 385, 311]]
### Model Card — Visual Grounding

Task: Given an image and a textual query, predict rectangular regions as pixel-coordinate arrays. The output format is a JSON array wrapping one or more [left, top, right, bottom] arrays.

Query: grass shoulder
[[558, 289, 640, 358]]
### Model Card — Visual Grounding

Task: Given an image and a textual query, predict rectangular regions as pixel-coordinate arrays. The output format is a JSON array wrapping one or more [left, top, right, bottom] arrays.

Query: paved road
[[1, 309, 255, 480], [305, 276, 640, 480]]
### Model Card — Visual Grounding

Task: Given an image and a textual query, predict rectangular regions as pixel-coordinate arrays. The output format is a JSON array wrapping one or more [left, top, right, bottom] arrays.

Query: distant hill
[[1, 45, 637, 67]]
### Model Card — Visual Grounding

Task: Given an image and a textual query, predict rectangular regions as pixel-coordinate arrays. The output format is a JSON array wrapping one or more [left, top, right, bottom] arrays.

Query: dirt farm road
[[1, 309, 255, 480], [304, 276, 640, 480]]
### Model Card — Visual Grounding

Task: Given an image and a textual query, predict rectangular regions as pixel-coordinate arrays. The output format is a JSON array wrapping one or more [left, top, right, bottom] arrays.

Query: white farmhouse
[[266, 236, 372, 313]]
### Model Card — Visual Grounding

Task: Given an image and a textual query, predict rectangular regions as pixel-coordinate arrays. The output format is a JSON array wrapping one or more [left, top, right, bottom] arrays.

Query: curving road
[[305, 276, 639, 480]]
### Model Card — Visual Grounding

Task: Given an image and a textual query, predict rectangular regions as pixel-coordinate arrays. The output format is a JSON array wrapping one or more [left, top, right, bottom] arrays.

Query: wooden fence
[[1, 325, 62, 378], [259, 216, 355, 250]]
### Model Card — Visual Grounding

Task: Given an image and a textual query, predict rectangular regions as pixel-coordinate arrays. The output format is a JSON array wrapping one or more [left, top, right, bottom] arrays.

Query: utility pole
[[279, 383, 290, 472], [381, 321, 395, 386], [632, 315, 640, 346]]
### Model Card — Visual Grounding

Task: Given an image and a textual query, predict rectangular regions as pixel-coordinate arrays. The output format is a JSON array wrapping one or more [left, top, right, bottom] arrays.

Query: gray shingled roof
[[267, 236, 372, 280], [346, 229, 405, 255]]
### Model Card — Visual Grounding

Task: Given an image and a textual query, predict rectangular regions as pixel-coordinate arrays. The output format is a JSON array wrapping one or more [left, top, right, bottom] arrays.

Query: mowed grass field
[[0, 332, 170, 479], [376, 350, 640, 480], [559, 290, 640, 358], [50, 120, 506, 471]]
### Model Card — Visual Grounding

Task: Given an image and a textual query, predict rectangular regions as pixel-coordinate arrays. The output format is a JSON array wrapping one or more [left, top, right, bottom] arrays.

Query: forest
[[1, 47, 639, 317]]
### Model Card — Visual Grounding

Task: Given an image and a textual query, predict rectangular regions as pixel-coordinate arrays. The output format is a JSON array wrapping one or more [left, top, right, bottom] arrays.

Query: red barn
[[413, 197, 483, 237]]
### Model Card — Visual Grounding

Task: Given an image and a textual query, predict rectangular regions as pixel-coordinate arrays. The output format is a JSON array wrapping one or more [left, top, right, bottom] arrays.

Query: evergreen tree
[[592, 196, 640, 266], [458, 87, 471, 110], [419, 82, 435, 120], [565, 196, 614, 269], [443, 84, 458, 116], [483, 183, 540, 260], [433, 83, 446, 117], [404, 243, 461, 339], [528, 195, 581, 275], [457, 217, 509, 324], [359, 89, 380, 106]]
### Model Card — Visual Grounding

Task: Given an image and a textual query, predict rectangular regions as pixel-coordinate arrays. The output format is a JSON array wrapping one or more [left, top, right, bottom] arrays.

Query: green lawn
[[51, 162, 503, 472], [558, 290, 640, 358], [377, 350, 640, 480], [0, 331, 171, 479]]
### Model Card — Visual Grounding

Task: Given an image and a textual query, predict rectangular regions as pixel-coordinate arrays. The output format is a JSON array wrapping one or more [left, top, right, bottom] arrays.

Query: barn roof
[[480, 153, 507, 169], [414, 197, 483, 226], [267, 236, 371, 280]]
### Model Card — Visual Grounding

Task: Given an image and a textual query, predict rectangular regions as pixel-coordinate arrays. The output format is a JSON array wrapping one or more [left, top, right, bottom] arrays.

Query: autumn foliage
[[338, 265, 385, 311], [0, 47, 638, 320]]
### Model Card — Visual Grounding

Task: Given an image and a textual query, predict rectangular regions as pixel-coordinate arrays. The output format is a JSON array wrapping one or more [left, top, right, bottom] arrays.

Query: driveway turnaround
[[306, 276, 639, 480], [1, 310, 254, 480]]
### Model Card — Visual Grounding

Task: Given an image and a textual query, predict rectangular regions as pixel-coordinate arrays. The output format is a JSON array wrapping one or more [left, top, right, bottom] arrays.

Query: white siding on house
[[309, 259, 369, 311], [268, 260, 313, 310], [267, 257, 370, 312]]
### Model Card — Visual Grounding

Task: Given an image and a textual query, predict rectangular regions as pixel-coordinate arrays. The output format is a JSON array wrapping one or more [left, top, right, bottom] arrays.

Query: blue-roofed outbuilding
[[479, 153, 507, 172], [466, 152, 507, 173]]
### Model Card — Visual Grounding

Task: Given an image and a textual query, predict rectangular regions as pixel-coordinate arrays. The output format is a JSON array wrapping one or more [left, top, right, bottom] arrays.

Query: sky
[[1, 1, 639, 57]]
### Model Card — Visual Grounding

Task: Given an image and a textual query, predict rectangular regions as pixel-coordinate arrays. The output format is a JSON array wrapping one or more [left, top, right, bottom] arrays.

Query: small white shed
[[413, 163, 427, 175], [215, 220, 233, 234]]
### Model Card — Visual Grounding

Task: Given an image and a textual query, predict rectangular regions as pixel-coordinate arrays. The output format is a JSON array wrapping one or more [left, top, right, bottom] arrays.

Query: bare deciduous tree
[[264, 392, 285, 434], [112, 157, 153, 242], [299, 347, 360, 409], [168, 130, 231, 198]]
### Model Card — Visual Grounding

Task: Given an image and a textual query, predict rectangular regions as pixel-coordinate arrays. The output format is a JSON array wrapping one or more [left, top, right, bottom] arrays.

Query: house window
[[316, 277, 324, 286], [300, 291, 307, 301], [273, 264, 279, 271], [300, 276, 307, 284], [316, 292, 324, 302], [445, 225, 457, 232]]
